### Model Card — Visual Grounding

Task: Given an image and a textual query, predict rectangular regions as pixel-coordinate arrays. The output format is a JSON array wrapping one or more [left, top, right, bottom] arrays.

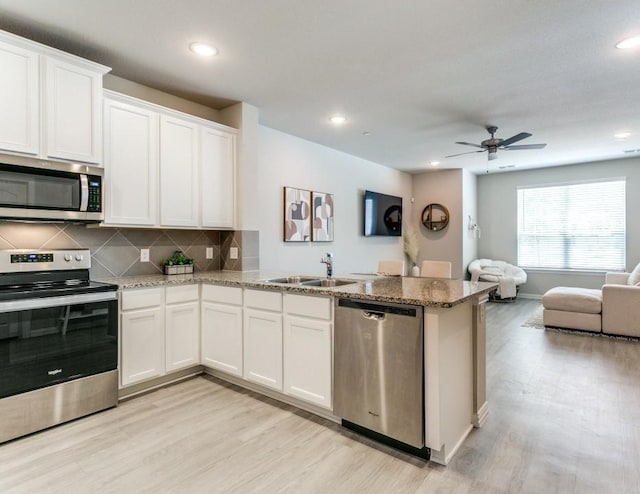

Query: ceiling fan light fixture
[[616, 35, 640, 49], [488, 151, 498, 161]]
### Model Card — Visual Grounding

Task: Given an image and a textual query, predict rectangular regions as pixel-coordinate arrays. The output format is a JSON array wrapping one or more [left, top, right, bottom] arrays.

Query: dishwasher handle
[[362, 311, 386, 321]]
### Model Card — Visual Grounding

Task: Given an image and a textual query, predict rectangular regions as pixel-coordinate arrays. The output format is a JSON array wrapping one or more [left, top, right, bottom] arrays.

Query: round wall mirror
[[421, 203, 450, 231]]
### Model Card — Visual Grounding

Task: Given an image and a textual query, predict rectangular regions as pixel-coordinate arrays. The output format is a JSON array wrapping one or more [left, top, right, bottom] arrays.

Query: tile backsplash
[[0, 224, 222, 279]]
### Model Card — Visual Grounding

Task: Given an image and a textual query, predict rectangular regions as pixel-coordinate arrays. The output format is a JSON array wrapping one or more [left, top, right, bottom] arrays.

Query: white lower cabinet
[[120, 288, 165, 387], [120, 285, 200, 388], [243, 289, 283, 391], [201, 285, 243, 376], [283, 294, 332, 409], [165, 285, 200, 372]]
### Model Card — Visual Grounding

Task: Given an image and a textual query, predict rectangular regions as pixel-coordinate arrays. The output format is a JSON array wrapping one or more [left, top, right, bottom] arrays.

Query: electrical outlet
[[206, 247, 213, 259], [230, 247, 239, 260], [140, 248, 150, 262]]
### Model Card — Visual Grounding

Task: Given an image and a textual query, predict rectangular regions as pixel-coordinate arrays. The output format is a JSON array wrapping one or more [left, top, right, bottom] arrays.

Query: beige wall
[[104, 74, 221, 121], [411, 169, 466, 278]]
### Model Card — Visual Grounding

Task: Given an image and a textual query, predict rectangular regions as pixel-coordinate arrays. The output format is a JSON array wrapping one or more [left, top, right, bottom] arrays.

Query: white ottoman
[[542, 287, 602, 332]]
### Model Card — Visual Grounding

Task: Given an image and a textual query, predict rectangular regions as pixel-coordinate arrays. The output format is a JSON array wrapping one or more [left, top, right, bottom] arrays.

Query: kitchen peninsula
[[104, 271, 496, 465]]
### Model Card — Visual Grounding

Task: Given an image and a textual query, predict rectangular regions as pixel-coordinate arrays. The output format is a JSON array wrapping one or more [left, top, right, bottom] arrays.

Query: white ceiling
[[0, 0, 639, 174]]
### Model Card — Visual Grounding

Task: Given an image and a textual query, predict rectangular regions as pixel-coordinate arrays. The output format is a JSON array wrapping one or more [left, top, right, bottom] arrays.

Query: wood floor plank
[[1, 299, 640, 493]]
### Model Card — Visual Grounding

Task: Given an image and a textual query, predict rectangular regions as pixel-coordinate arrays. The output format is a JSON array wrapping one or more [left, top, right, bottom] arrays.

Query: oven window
[[0, 168, 80, 210], [0, 299, 117, 398]]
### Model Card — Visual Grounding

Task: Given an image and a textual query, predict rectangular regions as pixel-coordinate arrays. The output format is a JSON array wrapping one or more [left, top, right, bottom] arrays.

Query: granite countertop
[[97, 271, 497, 308]]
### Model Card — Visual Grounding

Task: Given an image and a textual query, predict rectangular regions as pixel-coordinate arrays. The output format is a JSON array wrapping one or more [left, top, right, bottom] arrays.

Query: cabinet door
[[200, 126, 235, 228], [103, 98, 158, 225], [165, 301, 200, 372], [44, 57, 102, 163], [120, 307, 164, 387], [243, 308, 283, 390], [0, 39, 39, 155], [201, 301, 243, 376], [283, 315, 332, 408], [159, 115, 198, 227]]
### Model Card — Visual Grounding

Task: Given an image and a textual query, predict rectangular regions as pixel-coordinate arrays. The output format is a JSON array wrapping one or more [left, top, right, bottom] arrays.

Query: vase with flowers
[[403, 225, 420, 276]]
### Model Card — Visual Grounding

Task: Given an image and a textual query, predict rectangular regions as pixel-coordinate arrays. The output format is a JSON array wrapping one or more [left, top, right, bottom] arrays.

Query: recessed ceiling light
[[362, 131, 371, 136], [429, 161, 440, 166], [616, 35, 640, 49], [329, 115, 347, 125], [189, 42, 218, 57], [615, 132, 631, 140]]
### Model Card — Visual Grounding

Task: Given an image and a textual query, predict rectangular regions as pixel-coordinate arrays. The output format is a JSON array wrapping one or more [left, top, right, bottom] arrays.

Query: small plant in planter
[[163, 250, 195, 275]]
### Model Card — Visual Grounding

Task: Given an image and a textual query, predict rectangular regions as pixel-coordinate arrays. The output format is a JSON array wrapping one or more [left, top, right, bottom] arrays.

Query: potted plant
[[163, 250, 195, 275]]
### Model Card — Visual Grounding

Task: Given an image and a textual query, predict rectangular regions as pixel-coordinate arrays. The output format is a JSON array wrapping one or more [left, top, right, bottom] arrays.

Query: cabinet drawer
[[166, 284, 199, 304], [244, 289, 282, 312], [285, 294, 332, 320], [201, 284, 242, 305], [121, 287, 163, 311]]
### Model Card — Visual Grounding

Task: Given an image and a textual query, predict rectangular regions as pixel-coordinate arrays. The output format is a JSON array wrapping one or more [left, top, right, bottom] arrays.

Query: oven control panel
[[11, 253, 54, 263], [0, 249, 91, 272]]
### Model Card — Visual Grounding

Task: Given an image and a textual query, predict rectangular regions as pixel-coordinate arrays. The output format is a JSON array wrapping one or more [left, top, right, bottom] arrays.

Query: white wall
[[258, 126, 412, 275], [462, 169, 478, 279], [478, 156, 640, 296]]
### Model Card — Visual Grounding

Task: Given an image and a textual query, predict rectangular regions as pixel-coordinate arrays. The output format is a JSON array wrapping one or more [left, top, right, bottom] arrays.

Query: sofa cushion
[[542, 287, 602, 314], [628, 262, 640, 286]]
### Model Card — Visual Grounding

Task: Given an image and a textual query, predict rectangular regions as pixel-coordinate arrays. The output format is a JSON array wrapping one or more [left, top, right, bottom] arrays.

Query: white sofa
[[542, 265, 640, 337], [468, 259, 527, 301]]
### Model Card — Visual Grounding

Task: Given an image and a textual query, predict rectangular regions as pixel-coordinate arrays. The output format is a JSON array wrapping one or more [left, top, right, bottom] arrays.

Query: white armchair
[[602, 270, 640, 337], [468, 259, 527, 301]]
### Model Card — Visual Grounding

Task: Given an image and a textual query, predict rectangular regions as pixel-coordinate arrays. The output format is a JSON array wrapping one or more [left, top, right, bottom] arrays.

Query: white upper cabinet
[[101, 90, 237, 229], [0, 30, 110, 164], [159, 115, 199, 227], [44, 57, 103, 163], [0, 39, 39, 155], [201, 125, 235, 228], [103, 96, 158, 225]]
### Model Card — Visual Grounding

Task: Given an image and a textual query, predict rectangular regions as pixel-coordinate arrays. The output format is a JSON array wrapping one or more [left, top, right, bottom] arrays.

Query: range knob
[[64, 254, 72, 262], [75, 254, 83, 261]]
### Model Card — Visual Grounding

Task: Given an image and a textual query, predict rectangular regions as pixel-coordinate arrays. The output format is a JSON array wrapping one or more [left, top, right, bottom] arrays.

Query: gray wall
[[477, 156, 640, 296]]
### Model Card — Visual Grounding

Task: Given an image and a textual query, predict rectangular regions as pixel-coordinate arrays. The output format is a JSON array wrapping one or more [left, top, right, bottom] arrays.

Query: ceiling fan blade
[[499, 132, 532, 147], [503, 143, 547, 150], [455, 141, 484, 148], [445, 150, 485, 158]]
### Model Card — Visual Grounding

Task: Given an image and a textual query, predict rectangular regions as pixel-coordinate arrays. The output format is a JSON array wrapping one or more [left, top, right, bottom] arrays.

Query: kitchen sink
[[263, 276, 320, 284], [301, 278, 357, 287], [262, 277, 358, 287]]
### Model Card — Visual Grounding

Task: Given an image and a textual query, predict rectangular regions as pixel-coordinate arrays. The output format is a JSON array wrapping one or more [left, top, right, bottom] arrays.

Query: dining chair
[[420, 260, 452, 279], [377, 260, 405, 276]]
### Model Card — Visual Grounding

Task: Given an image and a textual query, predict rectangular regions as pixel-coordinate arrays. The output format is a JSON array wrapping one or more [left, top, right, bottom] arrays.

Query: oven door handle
[[0, 291, 117, 313]]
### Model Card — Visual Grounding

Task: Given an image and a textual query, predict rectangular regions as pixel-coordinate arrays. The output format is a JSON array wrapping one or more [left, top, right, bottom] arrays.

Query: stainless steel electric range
[[0, 249, 118, 443]]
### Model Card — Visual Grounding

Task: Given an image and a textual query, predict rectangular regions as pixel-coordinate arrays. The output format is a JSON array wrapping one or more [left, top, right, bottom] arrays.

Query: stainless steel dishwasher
[[334, 298, 426, 455]]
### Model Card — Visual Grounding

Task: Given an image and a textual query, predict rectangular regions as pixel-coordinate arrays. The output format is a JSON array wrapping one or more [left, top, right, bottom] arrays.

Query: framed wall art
[[311, 191, 334, 242], [283, 186, 311, 242]]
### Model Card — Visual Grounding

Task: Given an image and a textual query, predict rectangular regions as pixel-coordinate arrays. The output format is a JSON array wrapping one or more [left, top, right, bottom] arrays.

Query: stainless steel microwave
[[0, 154, 103, 222]]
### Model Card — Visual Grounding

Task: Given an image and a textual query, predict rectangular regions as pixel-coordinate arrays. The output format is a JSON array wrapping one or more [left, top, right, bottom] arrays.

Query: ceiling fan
[[445, 126, 547, 161]]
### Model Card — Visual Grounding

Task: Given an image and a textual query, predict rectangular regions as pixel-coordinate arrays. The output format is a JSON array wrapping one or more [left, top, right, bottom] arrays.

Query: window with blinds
[[517, 179, 626, 271]]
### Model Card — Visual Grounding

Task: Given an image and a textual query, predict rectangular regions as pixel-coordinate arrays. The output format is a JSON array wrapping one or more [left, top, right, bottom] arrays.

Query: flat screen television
[[363, 190, 402, 236]]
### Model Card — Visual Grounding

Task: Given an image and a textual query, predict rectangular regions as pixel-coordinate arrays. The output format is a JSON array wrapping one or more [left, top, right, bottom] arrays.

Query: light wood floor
[[2, 299, 640, 493]]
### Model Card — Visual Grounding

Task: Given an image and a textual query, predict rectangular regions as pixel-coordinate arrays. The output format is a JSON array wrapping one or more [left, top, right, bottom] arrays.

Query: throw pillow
[[628, 262, 640, 286]]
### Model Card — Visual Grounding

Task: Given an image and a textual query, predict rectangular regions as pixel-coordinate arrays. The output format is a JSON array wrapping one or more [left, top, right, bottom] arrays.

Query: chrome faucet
[[320, 252, 333, 278]]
